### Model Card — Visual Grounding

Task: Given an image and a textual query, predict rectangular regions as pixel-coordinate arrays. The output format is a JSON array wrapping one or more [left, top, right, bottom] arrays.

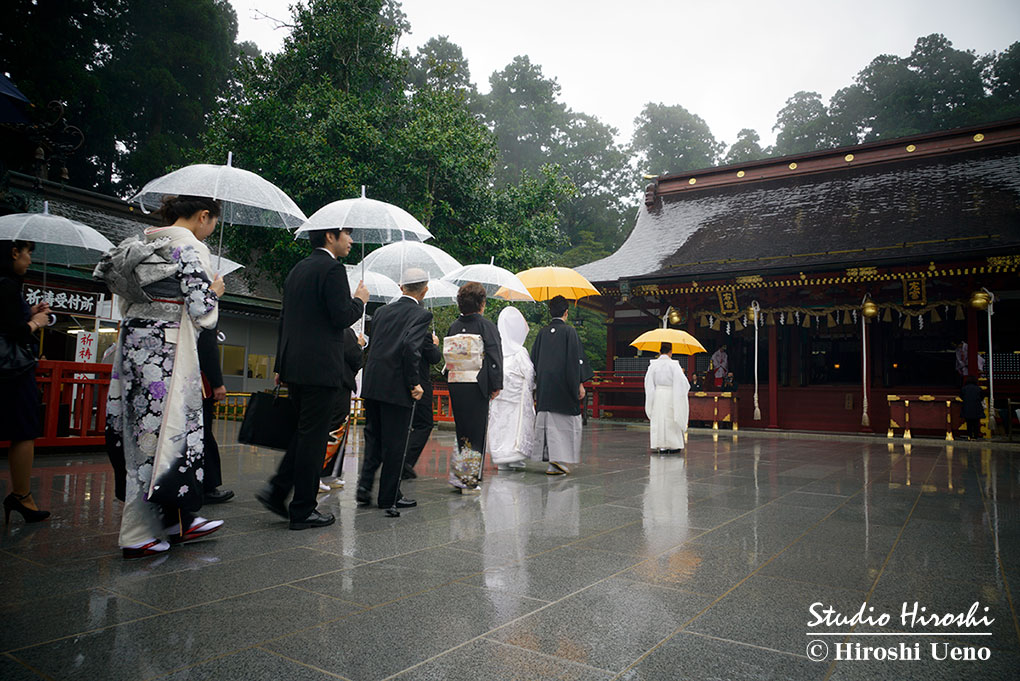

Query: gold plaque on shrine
[[902, 278, 926, 306], [718, 288, 739, 315]]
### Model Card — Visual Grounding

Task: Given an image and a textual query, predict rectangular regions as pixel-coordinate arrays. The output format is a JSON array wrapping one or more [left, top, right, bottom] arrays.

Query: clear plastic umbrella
[[217, 256, 245, 277], [0, 202, 114, 266], [294, 187, 432, 244], [392, 278, 459, 307], [130, 154, 306, 229], [443, 260, 534, 301], [345, 265, 400, 303], [357, 240, 460, 285]]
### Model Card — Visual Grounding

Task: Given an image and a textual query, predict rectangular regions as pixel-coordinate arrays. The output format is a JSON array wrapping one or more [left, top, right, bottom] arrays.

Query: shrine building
[[578, 119, 1020, 437]]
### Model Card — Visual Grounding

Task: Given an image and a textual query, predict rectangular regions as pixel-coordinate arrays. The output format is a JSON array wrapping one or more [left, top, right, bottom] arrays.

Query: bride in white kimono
[[487, 307, 535, 470], [644, 342, 690, 452]]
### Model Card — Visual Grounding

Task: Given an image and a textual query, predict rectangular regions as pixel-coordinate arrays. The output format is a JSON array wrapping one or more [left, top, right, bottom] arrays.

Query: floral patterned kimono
[[95, 226, 218, 547]]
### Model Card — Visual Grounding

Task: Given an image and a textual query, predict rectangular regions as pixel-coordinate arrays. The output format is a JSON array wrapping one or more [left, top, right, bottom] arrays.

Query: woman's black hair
[[159, 195, 222, 224], [0, 239, 34, 278], [457, 281, 486, 314]]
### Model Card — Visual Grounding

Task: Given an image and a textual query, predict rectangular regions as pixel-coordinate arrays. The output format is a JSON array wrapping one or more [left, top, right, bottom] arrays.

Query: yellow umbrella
[[630, 329, 707, 355], [511, 266, 600, 301]]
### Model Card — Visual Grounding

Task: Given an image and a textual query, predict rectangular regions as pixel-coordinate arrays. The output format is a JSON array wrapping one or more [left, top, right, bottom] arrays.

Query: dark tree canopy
[[0, 0, 239, 194]]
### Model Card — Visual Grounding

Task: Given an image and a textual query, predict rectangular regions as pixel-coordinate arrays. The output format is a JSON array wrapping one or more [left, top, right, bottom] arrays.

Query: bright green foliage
[[632, 102, 724, 175]]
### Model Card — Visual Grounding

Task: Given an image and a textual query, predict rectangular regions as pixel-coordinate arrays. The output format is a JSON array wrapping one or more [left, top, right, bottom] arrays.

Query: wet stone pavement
[[1, 421, 1018, 681]]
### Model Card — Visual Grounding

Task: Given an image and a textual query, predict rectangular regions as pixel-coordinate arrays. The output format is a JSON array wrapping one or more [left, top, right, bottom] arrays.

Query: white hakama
[[531, 411, 583, 464], [644, 355, 690, 451]]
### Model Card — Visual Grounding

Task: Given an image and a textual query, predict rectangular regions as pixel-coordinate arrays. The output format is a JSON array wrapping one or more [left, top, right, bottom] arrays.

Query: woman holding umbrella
[[444, 282, 502, 492], [95, 195, 226, 558], [1, 239, 53, 523]]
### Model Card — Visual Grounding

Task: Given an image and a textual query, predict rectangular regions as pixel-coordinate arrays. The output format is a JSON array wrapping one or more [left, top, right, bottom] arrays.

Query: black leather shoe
[[394, 497, 416, 508], [255, 487, 288, 519], [355, 487, 372, 505], [290, 510, 336, 530], [204, 488, 235, 504]]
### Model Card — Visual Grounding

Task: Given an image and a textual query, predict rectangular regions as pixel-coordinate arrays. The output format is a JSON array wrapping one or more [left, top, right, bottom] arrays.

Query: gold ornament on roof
[[737, 170, 745, 178], [973, 133, 985, 142], [906, 144, 916, 152], [845, 154, 854, 162], [789, 162, 798, 170]]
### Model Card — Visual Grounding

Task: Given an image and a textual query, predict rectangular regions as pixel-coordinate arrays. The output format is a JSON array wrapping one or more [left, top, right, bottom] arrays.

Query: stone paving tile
[[1, 421, 1017, 680]]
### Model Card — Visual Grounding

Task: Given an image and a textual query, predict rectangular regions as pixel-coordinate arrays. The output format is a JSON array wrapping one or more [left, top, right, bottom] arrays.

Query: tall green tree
[[0, 0, 240, 194], [631, 102, 723, 175], [772, 91, 837, 156], [201, 0, 569, 289], [481, 56, 635, 251], [407, 36, 474, 94], [723, 128, 768, 164]]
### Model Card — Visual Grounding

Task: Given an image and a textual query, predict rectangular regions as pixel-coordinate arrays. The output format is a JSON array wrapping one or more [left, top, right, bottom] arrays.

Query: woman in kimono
[[444, 282, 502, 492], [644, 342, 690, 453], [488, 306, 534, 471], [95, 195, 226, 558]]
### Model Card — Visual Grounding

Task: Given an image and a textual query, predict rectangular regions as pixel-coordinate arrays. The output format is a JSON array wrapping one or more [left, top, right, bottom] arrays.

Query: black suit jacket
[[341, 326, 363, 393], [274, 249, 364, 387], [446, 313, 503, 399], [197, 327, 223, 388], [362, 296, 432, 408]]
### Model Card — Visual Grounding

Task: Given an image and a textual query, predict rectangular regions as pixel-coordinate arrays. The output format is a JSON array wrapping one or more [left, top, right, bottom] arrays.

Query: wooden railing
[[0, 360, 112, 449]]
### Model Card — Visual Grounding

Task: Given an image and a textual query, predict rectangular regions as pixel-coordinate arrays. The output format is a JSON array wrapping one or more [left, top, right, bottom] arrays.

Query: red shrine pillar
[[967, 306, 980, 377], [768, 323, 779, 428]]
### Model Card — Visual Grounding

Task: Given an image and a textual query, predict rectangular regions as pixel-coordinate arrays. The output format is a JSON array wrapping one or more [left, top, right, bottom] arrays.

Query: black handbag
[[238, 387, 298, 450], [0, 334, 36, 379]]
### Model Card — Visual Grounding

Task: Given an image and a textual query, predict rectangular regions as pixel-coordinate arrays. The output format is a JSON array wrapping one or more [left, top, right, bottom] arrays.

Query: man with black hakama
[[529, 295, 593, 475]]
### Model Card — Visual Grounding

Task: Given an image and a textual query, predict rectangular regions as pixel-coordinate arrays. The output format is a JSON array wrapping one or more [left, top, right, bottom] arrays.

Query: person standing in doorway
[[256, 227, 368, 530], [710, 344, 728, 389], [530, 295, 592, 475], [197, 326, 233, 504]]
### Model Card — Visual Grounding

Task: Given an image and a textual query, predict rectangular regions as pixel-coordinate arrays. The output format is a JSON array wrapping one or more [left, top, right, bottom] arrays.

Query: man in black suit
[[256, 228, 369, 530], [357, 268, 432, 512], [197, 326, 233, 503], [401, 327, 441, 480]]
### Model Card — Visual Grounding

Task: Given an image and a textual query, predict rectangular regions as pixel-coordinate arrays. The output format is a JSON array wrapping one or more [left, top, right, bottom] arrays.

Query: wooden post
[[605, 316, 616, 374], [768, 323, 779, 428]]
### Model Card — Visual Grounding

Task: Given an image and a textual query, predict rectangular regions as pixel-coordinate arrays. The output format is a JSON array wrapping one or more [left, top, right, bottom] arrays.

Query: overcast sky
[[229, 0, 1020, 149]]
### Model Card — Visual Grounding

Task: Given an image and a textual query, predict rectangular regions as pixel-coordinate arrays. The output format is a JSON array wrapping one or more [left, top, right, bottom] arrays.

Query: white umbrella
[[294, 187, 432, 243], [345, 265, 400, 303], [392, 278, 459, 308], [0, 202, 114, 266], [130, 155, 306, 229], [357, 240, 460, 285], [442, 260, 534, 301]]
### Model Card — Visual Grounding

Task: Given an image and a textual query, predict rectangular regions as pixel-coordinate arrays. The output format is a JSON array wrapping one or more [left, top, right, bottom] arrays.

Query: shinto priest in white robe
[[644, 354, 690, 450]]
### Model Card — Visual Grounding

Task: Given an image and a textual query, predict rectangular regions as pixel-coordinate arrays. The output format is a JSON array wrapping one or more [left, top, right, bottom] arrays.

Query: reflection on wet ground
[[1, 422, 1018, 680]]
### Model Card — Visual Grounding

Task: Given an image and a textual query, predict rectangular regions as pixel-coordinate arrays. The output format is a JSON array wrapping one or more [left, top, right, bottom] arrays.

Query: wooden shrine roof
[[579, 120, 1020, 285]]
